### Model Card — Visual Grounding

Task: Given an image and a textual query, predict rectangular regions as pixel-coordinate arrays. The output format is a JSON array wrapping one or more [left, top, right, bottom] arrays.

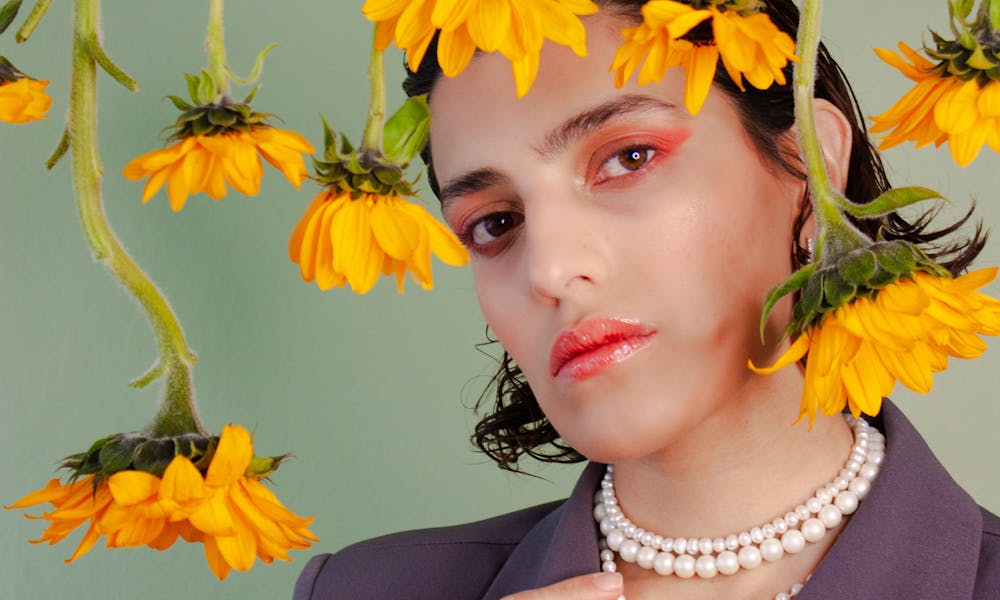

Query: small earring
[[806, 237, 816, 261]]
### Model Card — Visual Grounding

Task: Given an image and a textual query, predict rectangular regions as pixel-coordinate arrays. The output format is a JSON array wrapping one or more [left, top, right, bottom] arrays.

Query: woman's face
[[430, 13, 805, 463]]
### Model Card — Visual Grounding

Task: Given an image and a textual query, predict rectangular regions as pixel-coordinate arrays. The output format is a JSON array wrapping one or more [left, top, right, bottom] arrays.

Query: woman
[[295, 1, 1000, 598]]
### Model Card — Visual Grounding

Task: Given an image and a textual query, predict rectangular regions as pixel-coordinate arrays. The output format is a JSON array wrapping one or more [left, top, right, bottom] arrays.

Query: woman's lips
[[550, 318, 656, 381]]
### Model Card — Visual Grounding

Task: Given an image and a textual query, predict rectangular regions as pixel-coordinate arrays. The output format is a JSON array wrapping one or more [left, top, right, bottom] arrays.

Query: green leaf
[[842, 186, 944, 219], [196, 69, 217, 105], [383, 94, 430, 164], [184, 72, 200, 103], [166, 95, 192, 111], [207, 107, 237, 127], [991, 0, 1000, 31], [793, 271, 824, 328], [0, 0, 23, 36], [837, 249, 878, 285], [949, 0, 975, 19], [875, 241, 917, 274], [758, 262, 816, 340], [374, 165, 403, 185], [823, 271, 856, 307], [227, 42, 278, 85]]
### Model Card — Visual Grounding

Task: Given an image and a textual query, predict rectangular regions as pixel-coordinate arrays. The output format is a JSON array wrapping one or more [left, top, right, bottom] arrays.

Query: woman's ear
[[810, 98, 852, 194]]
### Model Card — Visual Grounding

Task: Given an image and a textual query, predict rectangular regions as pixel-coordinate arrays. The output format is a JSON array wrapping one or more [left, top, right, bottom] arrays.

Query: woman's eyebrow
[[534, 94, 682, 159], [439, 167, 510, 213]]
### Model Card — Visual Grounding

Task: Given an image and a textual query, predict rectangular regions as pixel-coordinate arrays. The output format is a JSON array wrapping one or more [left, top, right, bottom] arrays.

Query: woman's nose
[[521, 190, 609, 305]]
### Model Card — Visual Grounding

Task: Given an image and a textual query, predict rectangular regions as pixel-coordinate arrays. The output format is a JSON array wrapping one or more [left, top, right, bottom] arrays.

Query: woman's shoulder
[[293, 499, 565, 600]]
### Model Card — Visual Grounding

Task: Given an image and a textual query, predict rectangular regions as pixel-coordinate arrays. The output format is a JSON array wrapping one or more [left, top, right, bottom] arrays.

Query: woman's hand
[[500, 572, 624, 600]]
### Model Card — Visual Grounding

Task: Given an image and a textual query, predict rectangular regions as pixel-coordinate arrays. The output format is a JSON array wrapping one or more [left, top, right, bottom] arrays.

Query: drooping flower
[[871, 42, 1000, 167], [123, 127, 314, 211], [289, 189, 468, 294], [610, 0, 797, 114], [362, 0, 599, 97], [7, 425, 316, 579], [0, 57, 52, 124], [751, 268, 1000, 426]]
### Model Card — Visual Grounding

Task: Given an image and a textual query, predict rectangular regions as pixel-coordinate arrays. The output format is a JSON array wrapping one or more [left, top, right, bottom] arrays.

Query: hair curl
[[403, 0, 988, 472]]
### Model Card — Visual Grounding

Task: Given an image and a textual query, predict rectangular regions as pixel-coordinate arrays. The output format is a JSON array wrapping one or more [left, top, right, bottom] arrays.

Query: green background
[[2, 1, 998, 598]]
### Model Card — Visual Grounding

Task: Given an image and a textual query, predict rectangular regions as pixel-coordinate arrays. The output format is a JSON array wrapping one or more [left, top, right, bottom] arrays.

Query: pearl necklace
[[594, 415, 884, 599]]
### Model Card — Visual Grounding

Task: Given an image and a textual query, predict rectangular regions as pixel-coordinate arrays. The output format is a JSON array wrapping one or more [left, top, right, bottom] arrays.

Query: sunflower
[[123, 127, 314, 212], [610, 0, 796, 114], [362, 0, 599, 97], [870, 42, 1000, 167], [0, 72, 52, 124], [289, 189, 469, 294], [7, 425, 316, 579], [751, 268, 1000, 426]]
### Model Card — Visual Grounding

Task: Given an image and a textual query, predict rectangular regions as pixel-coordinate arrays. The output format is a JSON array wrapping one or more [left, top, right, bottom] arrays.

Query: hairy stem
[[206, 0, 229, 99], [360, 34, 386, 153], [71, 0, 204, 436]]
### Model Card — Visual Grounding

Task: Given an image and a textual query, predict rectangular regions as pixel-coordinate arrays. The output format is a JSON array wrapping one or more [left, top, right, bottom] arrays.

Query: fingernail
[[592, 572, 623, 591]]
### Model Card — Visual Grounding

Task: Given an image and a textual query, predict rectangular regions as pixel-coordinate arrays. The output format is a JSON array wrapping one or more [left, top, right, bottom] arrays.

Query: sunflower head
[[924, 1, 1000, 85], [313, 94, 430, 198], [164, 72, 273, 141], [60, 430, 288, 484]]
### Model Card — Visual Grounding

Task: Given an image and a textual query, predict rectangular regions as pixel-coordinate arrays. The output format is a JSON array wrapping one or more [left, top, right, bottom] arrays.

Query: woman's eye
[[462, 211, 524, 253], [597, 146, 657, 181]]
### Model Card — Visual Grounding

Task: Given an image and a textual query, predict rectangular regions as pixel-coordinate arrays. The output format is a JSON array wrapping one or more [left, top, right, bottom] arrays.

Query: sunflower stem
[[360, 34, 386, 153], [793, 0, 871, 263], [71, 0, 205, 436], [14, 0, 49, 43], [206, 0, 229, 99]]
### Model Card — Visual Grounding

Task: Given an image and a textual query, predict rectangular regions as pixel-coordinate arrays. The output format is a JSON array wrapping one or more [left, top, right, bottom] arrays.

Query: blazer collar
[[483, 401, 983, 599]]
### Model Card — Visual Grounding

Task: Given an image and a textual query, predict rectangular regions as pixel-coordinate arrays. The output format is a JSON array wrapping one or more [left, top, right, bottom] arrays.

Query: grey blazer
[[294, 402, 1000, 599]]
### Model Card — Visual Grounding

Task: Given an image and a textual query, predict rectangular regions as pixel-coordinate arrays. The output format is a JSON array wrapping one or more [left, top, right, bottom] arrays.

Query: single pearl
[[737, 546, 762, 570], [824, 484, 840, 499], [760, 538, 784, 562], [738, 531, 751, 547], [805, 497, 823, 514], [834, 490, 859, 515], [750, 527, 764, 544], [607, 529, 625, 551], [776, 593, 791, 600], [833, 476, 850, 491], [781, 530, 806, 554], [849, 477, 872, 499], [600, 549, 614, 562], [725, 534, 739, 550], [784, 511, 800, 528], [791, 583, 804, 594], [674, 555, 696, 578], [815, 487, 832, 504], [695, 555, 718, 578], [869, 451, 885, 466], [637, 545, 657, 570], [716, 551, 739, 575], [795, 505, 810, 520], [652, 535, 663, 549], [602, 560, 617, 573], [698, 538, 714, 555], [623, 524, 637, 538], [687, 537, 700, 555], [673, 537, 687, 554], [653, 552, 674, 576], [660, 537, 673, 552], [619, 539, 640, 563], [846, 459, 862, 473], [801, 518, 826, 543], [859, 463, 880, 481], [819, 504, 843, 529], [762, 524, 775, 539], [594, 504, 607, 521], [712, 538, 726, 553], [633, 528, 646, 541], [600, 519, 615, 536], [640, 532, 654, 547], [773, 518, 788, 534]]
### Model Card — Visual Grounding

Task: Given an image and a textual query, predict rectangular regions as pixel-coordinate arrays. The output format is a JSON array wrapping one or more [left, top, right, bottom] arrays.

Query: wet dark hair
[[403, 0, 987, 472]]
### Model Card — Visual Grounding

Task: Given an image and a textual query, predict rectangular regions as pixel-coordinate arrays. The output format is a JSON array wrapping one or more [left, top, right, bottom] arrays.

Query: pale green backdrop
[[1, 1, 998, 599]]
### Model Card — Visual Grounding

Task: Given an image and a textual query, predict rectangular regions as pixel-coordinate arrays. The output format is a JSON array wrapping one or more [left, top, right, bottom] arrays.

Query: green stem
[[71, 0, 204, 436], [206, 0, 229, 99], [15, 0, 49, 43], [793, 0, 869, 261], [360, 35, 386, 153]]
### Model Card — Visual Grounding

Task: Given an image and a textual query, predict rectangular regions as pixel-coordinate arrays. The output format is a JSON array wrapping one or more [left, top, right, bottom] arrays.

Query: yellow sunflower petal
[[205, 424, 254, 488]]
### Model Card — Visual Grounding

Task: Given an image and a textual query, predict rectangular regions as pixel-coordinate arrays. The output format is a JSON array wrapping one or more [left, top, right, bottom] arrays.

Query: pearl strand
[[594, 415, 884, 598]]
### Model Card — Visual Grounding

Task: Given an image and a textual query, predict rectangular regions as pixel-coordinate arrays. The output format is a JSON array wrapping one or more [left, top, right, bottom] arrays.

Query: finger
[[500, 572, 624, 600]]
